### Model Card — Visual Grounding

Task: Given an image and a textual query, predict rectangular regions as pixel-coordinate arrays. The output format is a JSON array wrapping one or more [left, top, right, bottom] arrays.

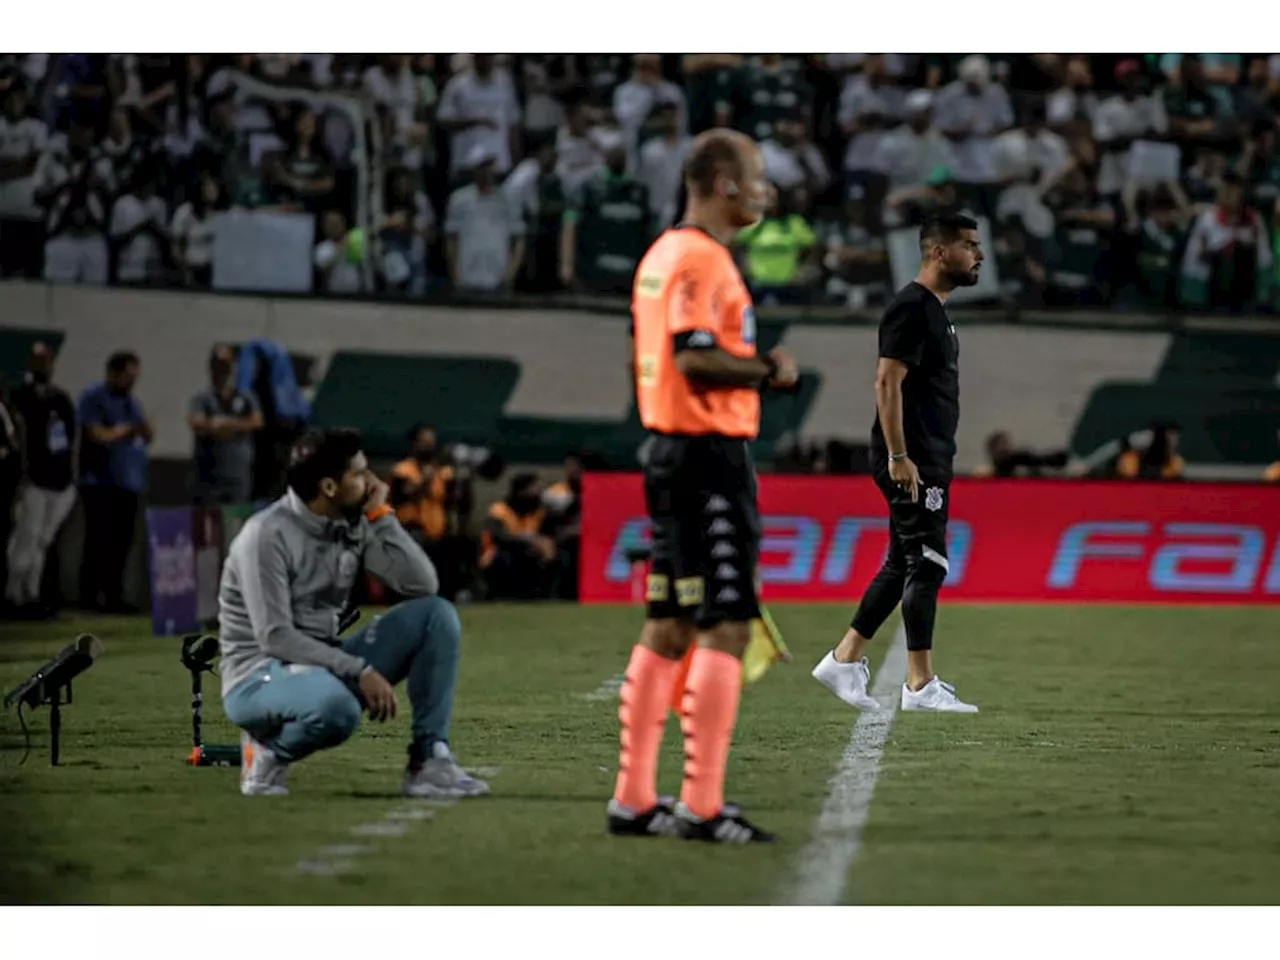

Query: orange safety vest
[[391, 458, 454, 539], [479, 501, 545, 569]]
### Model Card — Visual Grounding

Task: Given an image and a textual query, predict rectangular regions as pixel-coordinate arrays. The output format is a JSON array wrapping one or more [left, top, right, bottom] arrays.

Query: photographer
[[974, 430, 1069, 478], [478, 472, 559, 601], [391, 423, 466, 601]]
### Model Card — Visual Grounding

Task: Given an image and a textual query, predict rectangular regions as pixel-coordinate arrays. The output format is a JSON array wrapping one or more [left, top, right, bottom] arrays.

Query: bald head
[[683, 128, 757, 200]]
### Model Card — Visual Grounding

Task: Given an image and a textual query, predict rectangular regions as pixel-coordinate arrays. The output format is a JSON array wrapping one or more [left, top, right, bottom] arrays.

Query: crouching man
[[218, 427, 489, 799]]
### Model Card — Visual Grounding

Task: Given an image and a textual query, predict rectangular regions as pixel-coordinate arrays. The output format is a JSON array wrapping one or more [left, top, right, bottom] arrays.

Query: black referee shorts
[[875, 467, 951, 577], [643, 433, 762, 629]]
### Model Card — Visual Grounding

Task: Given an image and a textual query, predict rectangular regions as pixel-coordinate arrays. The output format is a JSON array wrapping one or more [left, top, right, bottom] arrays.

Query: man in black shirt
[[812, 214, 982, 714], [5, 342, 77, 614]]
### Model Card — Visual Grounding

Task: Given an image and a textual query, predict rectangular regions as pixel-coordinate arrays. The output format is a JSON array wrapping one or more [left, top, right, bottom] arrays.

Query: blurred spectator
[[612, 55, 688, 167], [561, 133, 651, 293], [109, 163, 169, 285], [1157, 53, 1241, 87], [636, 100, 690, 231], [555, 93, 606, 197], [5, 342, 76, 616], [479, 471, 558, 601], [542, 453, 585, 601], [934, 55, 1015, 217], [35, 121, 112, 284], [884, 165, 970, 228], [1046, 56, 1097, 133], [993, 217, 1048, 306], [1093, 60, 1170, 199], [872, 90, 958, 189], [1239, 123, 1280, 211], [363, 56, 426, 170], [1237, 57, 1278, 130], [437, 53, 522, 181], [1116, 422, 1185, 480], [1042, 161, 1115, 302], [682, 54, 743, 132], [762, 112, 831, 198], [736, 184, 818, 304], [170, 168, 222, 288], [102, 105, 154, 197], [188, 343, 262, 505], [1180, 173, 1272, 312], [266, 107, 335, 212], [444, 144, 525, 291], [77, 350, 152, 613], [1162, 54, 1237, 149], [378, 168, 436, 294], [0, 82, 50, 279], [821, 183, 889, 309], [838, 55, 903, 186], [734, 55, 813, 143], [1264, 431, 1280, 483], [504, 134, 569, 293], [1127, 183, 1191, 306], [391, 423, 467, 601], [520, 61, 565, 142], [973, 430, 1068, 478], [313, 208, 363, 293]]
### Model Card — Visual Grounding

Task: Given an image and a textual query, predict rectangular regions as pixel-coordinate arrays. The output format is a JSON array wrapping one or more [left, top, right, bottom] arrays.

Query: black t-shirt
[[11, 379, 77, 491], [869, 282, 960, 478]]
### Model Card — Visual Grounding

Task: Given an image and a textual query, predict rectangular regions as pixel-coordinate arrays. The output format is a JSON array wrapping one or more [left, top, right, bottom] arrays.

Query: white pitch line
[[581, 673, 624, 702], [783, 625, 908, 906]]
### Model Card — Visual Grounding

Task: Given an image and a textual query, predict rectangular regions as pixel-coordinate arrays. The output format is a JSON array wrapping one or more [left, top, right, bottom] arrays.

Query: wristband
[[888, 452, 908, 462], [365, 504, 393, 522]]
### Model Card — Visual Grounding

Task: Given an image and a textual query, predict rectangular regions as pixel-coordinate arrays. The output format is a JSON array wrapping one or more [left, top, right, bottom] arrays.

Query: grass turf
[[2, 602, 1277, 905]]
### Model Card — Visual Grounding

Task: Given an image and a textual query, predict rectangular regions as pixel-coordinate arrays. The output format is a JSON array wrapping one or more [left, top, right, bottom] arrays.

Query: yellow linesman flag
[[742, 605, 792, 685]]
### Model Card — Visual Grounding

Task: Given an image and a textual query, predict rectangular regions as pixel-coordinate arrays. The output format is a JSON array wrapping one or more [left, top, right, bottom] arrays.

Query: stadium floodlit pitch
[[2, 603, 1278, 905]]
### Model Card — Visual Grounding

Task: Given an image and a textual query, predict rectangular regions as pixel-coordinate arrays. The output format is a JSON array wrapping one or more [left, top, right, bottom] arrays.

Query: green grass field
[[2, 602, 1278, 905]]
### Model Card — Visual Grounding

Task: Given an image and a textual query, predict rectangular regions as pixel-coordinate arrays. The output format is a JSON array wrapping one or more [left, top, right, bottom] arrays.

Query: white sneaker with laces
[[811, 651, 880, 711], [901, 676, 979, 713], [240, 731, 290, 796]]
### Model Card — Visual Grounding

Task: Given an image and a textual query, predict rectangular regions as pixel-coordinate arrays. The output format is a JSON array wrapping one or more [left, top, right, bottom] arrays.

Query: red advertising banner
[[580, 473, 1280, 605]]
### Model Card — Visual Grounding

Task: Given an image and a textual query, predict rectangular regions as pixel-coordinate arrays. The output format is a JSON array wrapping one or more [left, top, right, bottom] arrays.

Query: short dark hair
[[684, 129, 748, 199], [508, 471, 540, 499], [919, 214, 979, 256], [106, 350, 139, 374], [287, 428, 364, 501]]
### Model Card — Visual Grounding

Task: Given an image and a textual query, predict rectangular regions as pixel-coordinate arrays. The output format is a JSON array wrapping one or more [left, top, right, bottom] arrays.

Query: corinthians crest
[[924, 486, 944, 512]]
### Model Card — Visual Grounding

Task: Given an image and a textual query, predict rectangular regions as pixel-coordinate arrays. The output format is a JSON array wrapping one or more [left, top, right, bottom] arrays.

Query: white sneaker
[[901, 676, 979, 713], [811, 651, 880, 711], [240, 731, 290, 796], [402, 743, 491, 799]]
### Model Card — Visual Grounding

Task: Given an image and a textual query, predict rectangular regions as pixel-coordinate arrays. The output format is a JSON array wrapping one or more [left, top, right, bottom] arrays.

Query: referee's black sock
[[901, 558, 946, 652], [849, 562, 906, 639]]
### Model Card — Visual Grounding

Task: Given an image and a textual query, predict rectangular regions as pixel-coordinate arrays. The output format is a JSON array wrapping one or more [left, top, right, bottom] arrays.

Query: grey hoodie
[[217, 490, 438, 696]]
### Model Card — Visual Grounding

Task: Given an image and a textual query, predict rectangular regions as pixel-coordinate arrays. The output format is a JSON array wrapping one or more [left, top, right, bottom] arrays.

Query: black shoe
[[606, 796, 679, 837], [674, 802, 777, 844]]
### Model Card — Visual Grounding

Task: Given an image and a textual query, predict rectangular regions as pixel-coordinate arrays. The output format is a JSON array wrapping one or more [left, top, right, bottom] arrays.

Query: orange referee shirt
[[631, 226, 761, 439]]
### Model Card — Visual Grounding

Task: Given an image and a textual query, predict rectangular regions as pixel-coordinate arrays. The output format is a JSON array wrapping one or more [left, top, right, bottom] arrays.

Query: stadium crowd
[[2, 53, 1280, 312]]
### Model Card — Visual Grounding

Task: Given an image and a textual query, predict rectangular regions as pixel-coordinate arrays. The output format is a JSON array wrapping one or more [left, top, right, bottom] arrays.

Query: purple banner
[[146, 507, 199, 636]]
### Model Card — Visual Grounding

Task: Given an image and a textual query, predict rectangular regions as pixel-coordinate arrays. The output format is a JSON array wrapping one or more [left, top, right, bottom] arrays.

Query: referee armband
[[673, 329, 719, 352]]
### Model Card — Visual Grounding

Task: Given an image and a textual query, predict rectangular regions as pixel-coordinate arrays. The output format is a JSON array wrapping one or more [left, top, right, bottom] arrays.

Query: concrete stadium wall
[[1, 280, 1170, 471]]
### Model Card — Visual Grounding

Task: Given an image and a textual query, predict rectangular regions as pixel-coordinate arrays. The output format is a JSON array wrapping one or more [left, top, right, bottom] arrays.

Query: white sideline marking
[[295, 859, 355, 877], [783, 625, 908, 906], [350, 821, 409, 838], [581, 674, 624, 702]]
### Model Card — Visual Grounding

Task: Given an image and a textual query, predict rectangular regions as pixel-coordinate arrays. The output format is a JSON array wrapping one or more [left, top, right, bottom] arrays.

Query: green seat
[[312, 352, 520, 458], [1071, 382, 1280, 465]]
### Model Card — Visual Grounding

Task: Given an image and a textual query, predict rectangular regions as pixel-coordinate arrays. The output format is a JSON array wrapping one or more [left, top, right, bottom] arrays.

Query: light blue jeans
[[223, 596, 463, 767]]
